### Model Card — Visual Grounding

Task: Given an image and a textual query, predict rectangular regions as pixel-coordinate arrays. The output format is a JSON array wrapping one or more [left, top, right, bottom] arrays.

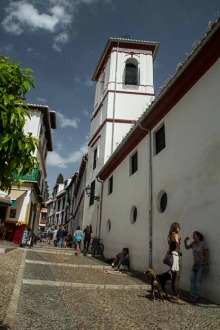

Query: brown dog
[[145, 268, 171, 302]]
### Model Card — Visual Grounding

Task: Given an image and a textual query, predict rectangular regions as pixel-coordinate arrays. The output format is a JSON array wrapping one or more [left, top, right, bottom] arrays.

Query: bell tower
[[84, 37, 159, 231]]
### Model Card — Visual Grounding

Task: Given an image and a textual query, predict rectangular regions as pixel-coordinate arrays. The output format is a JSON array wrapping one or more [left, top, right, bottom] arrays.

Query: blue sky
[[0, 0, 219, 193]]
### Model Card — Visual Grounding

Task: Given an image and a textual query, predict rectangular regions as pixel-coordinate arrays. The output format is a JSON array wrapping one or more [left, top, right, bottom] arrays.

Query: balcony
[[13, 168, 40, 182]]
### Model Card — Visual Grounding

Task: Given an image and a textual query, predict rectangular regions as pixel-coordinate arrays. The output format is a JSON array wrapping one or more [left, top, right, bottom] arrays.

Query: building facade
[[0, 104, 56, 244], [83, 37, 159, 232], [97, 19, 220, 304]]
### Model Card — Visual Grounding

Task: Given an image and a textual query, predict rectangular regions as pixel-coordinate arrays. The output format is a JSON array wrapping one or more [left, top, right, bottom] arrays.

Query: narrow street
[[2, 243, 220, 330]]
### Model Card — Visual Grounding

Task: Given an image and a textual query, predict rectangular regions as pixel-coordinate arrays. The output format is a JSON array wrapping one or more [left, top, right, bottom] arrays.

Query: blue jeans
[[190, 266, 204, 300], [58, 238, 62, 248]]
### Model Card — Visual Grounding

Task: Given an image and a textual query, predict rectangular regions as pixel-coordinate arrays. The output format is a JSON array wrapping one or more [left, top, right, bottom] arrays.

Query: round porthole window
[[106, 219, 111, 232], [157, 190, 167, 213], [130, 206, 137, 224]]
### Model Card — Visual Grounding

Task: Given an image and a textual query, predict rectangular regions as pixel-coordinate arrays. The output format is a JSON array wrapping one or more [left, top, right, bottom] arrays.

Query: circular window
[[130, 206, 137, 224], [157, 190, 167, 213], [106, 219, 111, 232]]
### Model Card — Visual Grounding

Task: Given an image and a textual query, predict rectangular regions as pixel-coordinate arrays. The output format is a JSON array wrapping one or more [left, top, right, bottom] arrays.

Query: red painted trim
[[107, 81, 154, 88], [99, 23, 220, 181], [88, 119, 137, 147], [91, 90, 108, 120], [93, 40, 158, 81], [115, 90, 154, 96], [90, 135, 101, 148], [91, 89, 154, 121], [111, 49, 152, 56], [88, 122, 106, 147]]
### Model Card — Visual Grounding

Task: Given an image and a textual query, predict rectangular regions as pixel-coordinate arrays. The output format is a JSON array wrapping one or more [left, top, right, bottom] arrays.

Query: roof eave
[[92, 38, 159, 81], [98, 18, 220, 181]]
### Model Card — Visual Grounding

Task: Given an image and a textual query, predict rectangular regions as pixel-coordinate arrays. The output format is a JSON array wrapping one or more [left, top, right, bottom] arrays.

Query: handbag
[[163, 251, 173, 267]]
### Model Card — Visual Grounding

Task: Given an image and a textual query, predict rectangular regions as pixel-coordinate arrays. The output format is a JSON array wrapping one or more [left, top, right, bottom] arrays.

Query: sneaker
[[170, 297, 185, 305]]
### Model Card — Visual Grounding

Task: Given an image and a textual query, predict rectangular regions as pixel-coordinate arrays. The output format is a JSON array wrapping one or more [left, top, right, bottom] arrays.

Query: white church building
[[78, 18, 220, 303], [83, 36, 159, 233]]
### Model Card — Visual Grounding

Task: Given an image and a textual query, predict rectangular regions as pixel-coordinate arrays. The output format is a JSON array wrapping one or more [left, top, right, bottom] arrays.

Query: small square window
[[130, 151, 138, 176], [9, 209, 16, 218], [89, 180, 95, 206], [93, 148, 97, 170], [108, 176, 113, 195], [155, 124, 166, 155]]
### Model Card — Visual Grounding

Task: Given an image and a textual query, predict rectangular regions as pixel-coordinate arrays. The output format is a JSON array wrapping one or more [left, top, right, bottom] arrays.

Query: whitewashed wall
[[100, 58, 220, 304], [74, 171, 87, 232], [6, 188, 32, 225], [100, 137, 150, 271], [85, 44, 156, 230]]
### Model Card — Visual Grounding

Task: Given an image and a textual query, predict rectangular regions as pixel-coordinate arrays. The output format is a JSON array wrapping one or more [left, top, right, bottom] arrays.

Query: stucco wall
[[101, 137, 150, 271], [100, 58, 220, 303]]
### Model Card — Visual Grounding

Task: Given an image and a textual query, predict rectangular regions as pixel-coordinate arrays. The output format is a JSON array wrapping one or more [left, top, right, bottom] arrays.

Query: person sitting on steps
[[112, 248, 130, 271]]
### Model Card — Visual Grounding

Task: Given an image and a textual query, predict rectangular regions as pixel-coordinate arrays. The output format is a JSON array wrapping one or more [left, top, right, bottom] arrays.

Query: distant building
[[47, 179, 72, 228], [0, 104, 56, 243], [39, 207, 47, 231]]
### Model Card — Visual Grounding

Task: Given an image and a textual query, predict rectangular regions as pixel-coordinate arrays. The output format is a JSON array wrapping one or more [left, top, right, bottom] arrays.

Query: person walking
[[74, 226, 83, 256], [62, 225, 68, 248], [56, 226, 63, 248], [52, 226, 58, 247], [167, 222, 183, 304], [184, 231, 209, 303], [83, 225, 93, 253]]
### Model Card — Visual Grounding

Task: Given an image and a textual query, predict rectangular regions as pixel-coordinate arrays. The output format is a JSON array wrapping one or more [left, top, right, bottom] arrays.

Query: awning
[[9, 190, 27, 200], [0, 190, 12, 205], [7, 190, 27, 206]]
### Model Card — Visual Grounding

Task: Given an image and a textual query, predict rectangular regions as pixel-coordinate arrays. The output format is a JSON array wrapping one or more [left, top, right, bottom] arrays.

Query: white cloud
[[2, 0, 112, 51], [85, 79, 94, 87], [82, 109, 90, 117], [47, 142, 88, 168], [37, 97, 47, 103], [0, 44, 13, 53], [56, 142, 64, 151], [57, 112, 80, 128], [53, 32, 69, 52], [47, 150, 67, 168], [2, 2, 69, 34], [73, 75, 94, 87]]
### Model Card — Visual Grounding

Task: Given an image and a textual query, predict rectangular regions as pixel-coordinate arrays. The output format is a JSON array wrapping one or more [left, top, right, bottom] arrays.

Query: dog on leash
[[145, 268, 171, 302]]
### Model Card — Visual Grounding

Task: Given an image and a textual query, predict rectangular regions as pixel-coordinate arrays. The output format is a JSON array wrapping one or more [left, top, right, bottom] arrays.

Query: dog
[[145, 268, 171, 302]]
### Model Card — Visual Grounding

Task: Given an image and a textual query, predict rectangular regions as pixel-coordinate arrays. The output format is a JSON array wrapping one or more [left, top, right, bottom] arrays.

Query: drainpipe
[[96, 176, 104, 237], [138, 124, 153, 268], [111, 42, 119, 155]]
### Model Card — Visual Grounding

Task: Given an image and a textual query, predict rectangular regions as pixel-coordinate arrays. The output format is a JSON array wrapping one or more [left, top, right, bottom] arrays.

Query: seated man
[[112, 248, 130, 271]]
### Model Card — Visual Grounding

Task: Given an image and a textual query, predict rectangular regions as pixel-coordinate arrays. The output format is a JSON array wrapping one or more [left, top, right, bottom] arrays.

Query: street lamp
[[85, 185, 100, 201]]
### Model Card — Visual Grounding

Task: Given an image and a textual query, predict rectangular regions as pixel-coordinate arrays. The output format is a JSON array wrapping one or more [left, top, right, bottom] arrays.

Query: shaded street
[[1, 243, 220, 329]]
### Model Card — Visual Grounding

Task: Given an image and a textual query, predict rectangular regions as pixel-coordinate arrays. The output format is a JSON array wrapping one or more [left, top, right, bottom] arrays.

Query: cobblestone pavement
[[2, 243, 220, 330], [0, 243, 23, 325]]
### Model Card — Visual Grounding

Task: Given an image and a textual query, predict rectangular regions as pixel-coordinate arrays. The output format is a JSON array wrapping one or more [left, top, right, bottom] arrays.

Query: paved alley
[[2, 244, 220, 330]]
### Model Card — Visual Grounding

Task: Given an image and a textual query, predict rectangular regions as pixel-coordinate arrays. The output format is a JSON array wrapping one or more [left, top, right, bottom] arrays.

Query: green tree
[[0, 56, 38, 191], [56, 173, 64, 184]]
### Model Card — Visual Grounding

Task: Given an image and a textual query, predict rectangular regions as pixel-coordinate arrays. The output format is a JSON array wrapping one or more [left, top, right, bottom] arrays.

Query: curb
[[22, 278, 150, 290], [4, 249, 27, 328]]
